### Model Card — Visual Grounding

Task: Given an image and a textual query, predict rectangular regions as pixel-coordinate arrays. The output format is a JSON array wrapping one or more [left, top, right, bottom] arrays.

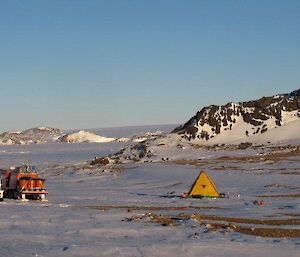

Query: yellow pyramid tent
[[188, 171, 221, 198]]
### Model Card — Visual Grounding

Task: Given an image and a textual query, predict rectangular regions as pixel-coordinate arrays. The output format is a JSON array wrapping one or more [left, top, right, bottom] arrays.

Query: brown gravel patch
[[87, 205, 222, 212], [280, 171, 300, 175], [170, 159, 206, 166], [88, 206, 299, 226], [168, 147, 300, 168], [208, 223, 300, 238], [190, 213, 300, 225], [124, 212, 300, 237], [215, 147, 300, 163]]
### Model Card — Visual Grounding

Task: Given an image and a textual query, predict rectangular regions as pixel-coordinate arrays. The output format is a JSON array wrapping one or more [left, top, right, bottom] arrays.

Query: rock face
[[58, 130, 116, 143], [173, 89, 300, 145], [0, 127, 63, 145]]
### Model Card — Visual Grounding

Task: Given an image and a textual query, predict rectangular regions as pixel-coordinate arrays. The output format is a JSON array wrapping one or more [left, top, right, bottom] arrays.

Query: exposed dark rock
[[132, 143, 147, 159], [90, 157, 110, 166], [238, 142, 252, 149], [261, 127, 268, 134]]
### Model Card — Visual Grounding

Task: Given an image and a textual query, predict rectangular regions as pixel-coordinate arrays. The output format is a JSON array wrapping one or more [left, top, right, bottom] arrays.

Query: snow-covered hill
[[173, 89, 300, 145], [58, 130, 116, 143], [58, 130, 164, 144], [0, 127, 62, 145]]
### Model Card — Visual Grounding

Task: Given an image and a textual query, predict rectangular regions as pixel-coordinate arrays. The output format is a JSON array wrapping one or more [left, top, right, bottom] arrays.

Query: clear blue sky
[[0, 0, 299, 132]]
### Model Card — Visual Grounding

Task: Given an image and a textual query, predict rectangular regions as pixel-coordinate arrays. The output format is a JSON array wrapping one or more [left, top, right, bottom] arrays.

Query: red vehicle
[[1, 166, 48, 201]]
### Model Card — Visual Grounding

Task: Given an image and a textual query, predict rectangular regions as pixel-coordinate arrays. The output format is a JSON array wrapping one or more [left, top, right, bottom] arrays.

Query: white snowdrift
[[252, 119, 300, 144], [59, 130, 116, 143], [191, 115, 300, 146]]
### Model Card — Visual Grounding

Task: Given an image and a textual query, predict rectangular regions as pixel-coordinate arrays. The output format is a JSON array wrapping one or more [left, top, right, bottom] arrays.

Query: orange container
[[28, 180, 35, 188], [19, 179, 29, 189], [34, 179, 45, 189]]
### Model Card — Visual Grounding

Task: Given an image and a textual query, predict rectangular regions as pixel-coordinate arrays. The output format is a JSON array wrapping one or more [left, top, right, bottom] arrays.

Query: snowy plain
[[0, 125, 299, 257]]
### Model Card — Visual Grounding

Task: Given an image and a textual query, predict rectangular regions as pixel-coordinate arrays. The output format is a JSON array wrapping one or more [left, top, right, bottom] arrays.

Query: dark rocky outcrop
[[173, 89, 300, 141]]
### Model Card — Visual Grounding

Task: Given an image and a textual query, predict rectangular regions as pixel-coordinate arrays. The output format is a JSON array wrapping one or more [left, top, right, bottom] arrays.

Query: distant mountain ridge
[[0, 127, 62, 145], [173, 89, 300, 145], [0, 126, 166, 145], [0, 127, 117, 145]]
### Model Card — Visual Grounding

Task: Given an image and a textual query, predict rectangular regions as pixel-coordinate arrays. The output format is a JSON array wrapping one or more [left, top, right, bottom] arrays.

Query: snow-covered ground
[[0, 129, 299, 256]]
